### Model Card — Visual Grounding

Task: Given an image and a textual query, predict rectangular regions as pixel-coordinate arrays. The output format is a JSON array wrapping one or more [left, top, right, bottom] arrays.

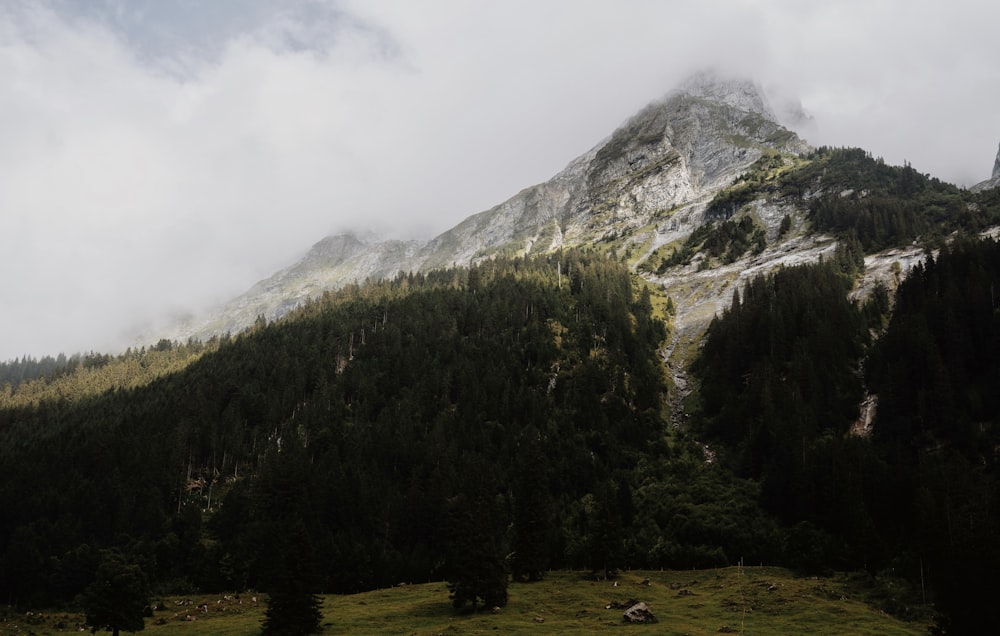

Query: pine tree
[[445, 467, 508, 611], [589, 480, 623, 580], [511, 433, 551, 582], [261, 520, 324, 636], [82, 550, 150, 636], [256, 437, 324, 635]]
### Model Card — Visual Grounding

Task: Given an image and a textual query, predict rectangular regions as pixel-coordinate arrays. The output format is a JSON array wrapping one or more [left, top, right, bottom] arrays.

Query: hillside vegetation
[[0, 340, 218, 408]]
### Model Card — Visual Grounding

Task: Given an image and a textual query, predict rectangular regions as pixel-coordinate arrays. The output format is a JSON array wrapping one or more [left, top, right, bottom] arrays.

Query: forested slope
[[2, 250, 700, 605], [691, 237, 1000, 633]]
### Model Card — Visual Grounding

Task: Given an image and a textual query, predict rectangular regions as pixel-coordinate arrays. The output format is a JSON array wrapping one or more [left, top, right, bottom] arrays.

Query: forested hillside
[[782, 147, 998, 249], [691, 237, 1000, 633], [3, 151, 1000, 634], [2, 251, 696, 606], [0, 340, 218, 408]]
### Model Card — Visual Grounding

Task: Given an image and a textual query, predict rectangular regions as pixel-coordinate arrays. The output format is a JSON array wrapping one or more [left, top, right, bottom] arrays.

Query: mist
[[2, 0, 999, 360]]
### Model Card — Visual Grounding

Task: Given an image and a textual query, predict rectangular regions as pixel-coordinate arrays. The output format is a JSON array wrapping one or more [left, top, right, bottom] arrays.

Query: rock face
[[970, 141, 1000, 193], [414, 70, 807, 271], [165, 234, 423, 340], [166, 70, 812, 343]]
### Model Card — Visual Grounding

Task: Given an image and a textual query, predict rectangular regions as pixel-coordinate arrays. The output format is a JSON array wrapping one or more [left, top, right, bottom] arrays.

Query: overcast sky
[[2, 0, 999, 360]]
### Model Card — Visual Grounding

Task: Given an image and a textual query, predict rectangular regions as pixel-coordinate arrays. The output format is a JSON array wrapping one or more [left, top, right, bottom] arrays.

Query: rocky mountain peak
[[993, 141, 1000, 179], [673, 69, 775, 118]]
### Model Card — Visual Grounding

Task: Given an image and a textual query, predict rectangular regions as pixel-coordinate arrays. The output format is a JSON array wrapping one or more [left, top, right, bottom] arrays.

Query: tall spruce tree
[[445, 464, 508, 611], [261, 520, 324, 636], [81, 550, 150, 636], [510, 432, 552, 582], [588, 480, 623, 580], [256, 436, 323, 635]]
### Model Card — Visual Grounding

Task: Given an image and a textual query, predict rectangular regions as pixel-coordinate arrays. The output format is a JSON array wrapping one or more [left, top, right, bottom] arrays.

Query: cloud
[[759, 1, 1000, 184], [1, 0, 999, 359]]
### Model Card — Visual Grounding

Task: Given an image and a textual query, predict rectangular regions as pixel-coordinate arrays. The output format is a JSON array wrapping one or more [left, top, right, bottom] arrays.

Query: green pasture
[[1, 567, 929, 636]]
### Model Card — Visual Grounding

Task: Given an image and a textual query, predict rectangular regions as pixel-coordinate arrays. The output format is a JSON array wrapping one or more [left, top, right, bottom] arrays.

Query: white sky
[[2, 0, 999, 360]]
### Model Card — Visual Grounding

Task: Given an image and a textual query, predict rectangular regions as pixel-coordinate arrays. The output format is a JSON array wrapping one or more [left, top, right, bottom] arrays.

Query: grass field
[[0, 567, 930, 635]]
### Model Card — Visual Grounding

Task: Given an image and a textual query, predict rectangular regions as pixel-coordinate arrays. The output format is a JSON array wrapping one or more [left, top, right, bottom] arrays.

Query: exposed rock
[[970, 175, 1000, 193], [622, 602, 658, 624], [850, 393, 878, 438], [677, 69, 776, 119], [970, 141, 1000, 192]]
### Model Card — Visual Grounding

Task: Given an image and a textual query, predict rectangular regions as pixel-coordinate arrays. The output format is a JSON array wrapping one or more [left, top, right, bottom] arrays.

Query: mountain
[[6, 71, 1000, 633], [166, 71, 811, 342], [971, 140, 1000, 192]]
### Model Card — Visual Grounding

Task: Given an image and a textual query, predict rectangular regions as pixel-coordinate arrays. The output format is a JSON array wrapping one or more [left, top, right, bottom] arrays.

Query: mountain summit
[[675, 70, 775, 119], [165, 72, 809, 342]]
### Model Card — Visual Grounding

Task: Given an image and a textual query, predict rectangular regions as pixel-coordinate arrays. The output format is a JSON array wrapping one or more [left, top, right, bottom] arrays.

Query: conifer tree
[[445, 467, 508, 611], [82, 550, 150, 636], [589, 480, 623, 580], [256, 436, 324, 635], [511, 433, 551, 582], [261, 520, 324, 636]]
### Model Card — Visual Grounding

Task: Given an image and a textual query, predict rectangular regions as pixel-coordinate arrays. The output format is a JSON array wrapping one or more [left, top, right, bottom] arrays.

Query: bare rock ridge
[[971, 140, 1000, 193], [676, 70, 776, 118], [174, 234, 423, 339], [165, 71, 813, 342]]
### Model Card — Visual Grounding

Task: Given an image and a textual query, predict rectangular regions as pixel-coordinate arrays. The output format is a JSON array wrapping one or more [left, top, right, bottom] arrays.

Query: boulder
[[622, 602, 657, 624]]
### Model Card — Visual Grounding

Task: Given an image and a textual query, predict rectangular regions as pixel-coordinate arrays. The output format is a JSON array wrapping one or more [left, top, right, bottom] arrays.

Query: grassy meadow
[[1, 567, 930, 635]]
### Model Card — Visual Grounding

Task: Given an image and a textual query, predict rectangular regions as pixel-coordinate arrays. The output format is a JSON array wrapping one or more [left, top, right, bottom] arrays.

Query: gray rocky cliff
[[166, 233, 422, 339], [970, 141, 1000, 193], [418, 70, 809, 268]]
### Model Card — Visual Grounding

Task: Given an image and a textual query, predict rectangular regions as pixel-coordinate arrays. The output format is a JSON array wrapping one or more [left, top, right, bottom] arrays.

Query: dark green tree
[[588, 480, 624, 580], [445, 466, 508, 612], [81, 550, 150, 636], [256, 438, 324, 636], [261, 520, 324, 636], [778, 213, 792, 237], [510, 432, 552, 582]]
